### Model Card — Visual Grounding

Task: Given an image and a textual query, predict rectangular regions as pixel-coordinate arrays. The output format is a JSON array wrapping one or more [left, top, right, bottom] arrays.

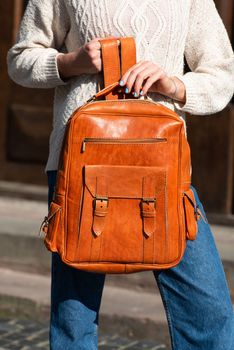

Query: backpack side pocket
[[183, 189, 199, 241], [40, 202, 62, 250]]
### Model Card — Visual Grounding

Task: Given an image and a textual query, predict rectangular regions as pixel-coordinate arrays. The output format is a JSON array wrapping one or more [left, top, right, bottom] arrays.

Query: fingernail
[[140, 90, 144, 96], [125, 87, 129, 93], [133, 92, 138, 97], [119, 80, 124, 86]]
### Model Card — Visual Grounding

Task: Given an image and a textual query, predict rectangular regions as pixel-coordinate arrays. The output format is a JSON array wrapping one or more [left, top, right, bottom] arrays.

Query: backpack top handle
[[99, 37, 136, 100], [119, 37, 136, 76]]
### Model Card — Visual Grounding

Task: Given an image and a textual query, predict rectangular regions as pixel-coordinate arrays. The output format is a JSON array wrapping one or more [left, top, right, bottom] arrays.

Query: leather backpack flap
[[74, 164, 172, 265]]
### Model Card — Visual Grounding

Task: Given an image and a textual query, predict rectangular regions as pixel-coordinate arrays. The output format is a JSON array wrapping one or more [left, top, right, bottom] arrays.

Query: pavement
[[0, 180, 233, 349], [0, 268, 166, 324], [0, 318, 169, 350]]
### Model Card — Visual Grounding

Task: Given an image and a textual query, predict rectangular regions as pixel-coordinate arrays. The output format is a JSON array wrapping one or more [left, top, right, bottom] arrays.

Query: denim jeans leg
[[153, 187, 234, 350], [47, 171, 106, 350]]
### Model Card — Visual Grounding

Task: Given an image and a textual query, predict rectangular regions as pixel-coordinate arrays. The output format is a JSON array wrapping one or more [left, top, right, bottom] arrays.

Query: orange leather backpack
[[41, 37, 200, 273]]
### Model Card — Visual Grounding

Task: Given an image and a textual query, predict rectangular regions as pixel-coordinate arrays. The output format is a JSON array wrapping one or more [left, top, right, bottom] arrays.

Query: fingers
[[140, 70, 166, 96], [120, 60, 144, 84], [85, 36, 120, 54], [134, 67, 163, 96], [85, 39, 102, 51], [128, 67, 152, 96], [120, 60, 146, 93], [83, 36, 120, 74], [120, 61, 166, 96]]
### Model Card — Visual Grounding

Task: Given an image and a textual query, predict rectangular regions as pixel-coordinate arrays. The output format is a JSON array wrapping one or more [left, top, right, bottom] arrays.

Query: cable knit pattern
[[7, 0, 234, 171]]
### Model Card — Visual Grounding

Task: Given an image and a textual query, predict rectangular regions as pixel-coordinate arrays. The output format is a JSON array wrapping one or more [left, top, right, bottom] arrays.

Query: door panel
[[0, 0, 53, 184]]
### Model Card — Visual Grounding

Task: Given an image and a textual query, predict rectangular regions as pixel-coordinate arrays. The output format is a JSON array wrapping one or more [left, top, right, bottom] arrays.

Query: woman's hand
[[119, 60, 186, 103], [57, 38, 103, 79], [57, 37, 120, 79]]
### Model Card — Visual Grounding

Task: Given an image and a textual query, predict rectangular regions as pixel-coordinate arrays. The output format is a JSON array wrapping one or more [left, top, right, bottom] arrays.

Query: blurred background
[[0, 0, 234, 221], [0, 1, 233, 349]]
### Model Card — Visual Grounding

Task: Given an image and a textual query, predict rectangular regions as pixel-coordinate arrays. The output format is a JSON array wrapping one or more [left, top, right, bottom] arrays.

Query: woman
[[7, 0, 234, 349]]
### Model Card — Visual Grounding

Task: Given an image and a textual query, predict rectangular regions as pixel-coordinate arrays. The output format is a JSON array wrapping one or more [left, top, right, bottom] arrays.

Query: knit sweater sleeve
[[174, 0, 234, 116], [7, 0, 70, 88]]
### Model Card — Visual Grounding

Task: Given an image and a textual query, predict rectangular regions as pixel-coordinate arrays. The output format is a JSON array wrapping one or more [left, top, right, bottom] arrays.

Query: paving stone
[[0, 318, 170, 350]]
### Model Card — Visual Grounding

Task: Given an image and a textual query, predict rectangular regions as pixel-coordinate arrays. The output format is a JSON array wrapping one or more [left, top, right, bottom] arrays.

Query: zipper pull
[[38, 216, 49, 237], [195, 205, 208, 223], [86, 95, 96, 103]]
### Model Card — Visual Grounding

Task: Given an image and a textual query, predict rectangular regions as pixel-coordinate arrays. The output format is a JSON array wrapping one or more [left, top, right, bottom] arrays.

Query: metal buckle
[[86, 95, 96, 103], [94, 196, 109, 208], [140, 198, 156, 209]]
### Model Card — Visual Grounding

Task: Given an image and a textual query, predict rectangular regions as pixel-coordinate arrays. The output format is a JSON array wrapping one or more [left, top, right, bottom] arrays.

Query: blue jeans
[[47, 170, 234, 350]]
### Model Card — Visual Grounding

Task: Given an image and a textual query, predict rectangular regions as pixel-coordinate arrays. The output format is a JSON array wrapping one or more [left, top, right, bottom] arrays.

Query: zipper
[[38, 206, 61, 237], [77, 98, 181, 123], [195, 205, 208, 224], [82, 98, 160, 110], [86, 97, 159, 104], [81, 137, 167, 153]]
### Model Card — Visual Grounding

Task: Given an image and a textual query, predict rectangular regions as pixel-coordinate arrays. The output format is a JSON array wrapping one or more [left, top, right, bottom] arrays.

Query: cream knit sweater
[[7, 0, 234, 171]]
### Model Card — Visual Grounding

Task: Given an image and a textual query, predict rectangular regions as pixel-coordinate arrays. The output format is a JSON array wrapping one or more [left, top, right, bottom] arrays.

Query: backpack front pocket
[[74, 165, 171, 265]]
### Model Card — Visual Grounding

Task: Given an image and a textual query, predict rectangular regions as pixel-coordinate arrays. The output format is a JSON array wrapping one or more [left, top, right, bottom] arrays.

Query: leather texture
[[100, 39, 121, 99], [100, 37, 136, 99], [42, 37, 199, 274]]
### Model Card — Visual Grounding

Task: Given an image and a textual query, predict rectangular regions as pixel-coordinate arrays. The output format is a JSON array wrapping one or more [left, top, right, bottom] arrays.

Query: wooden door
[[186, 0, 234, 223], [0, 0, 53, 185]]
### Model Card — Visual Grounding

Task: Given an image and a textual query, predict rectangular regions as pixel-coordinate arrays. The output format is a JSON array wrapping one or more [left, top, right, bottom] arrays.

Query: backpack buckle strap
[[140, 198, 156, 238], [94, 197, 109, 216], [92, 176, 108, 237], [141, 175, 157, 238]]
